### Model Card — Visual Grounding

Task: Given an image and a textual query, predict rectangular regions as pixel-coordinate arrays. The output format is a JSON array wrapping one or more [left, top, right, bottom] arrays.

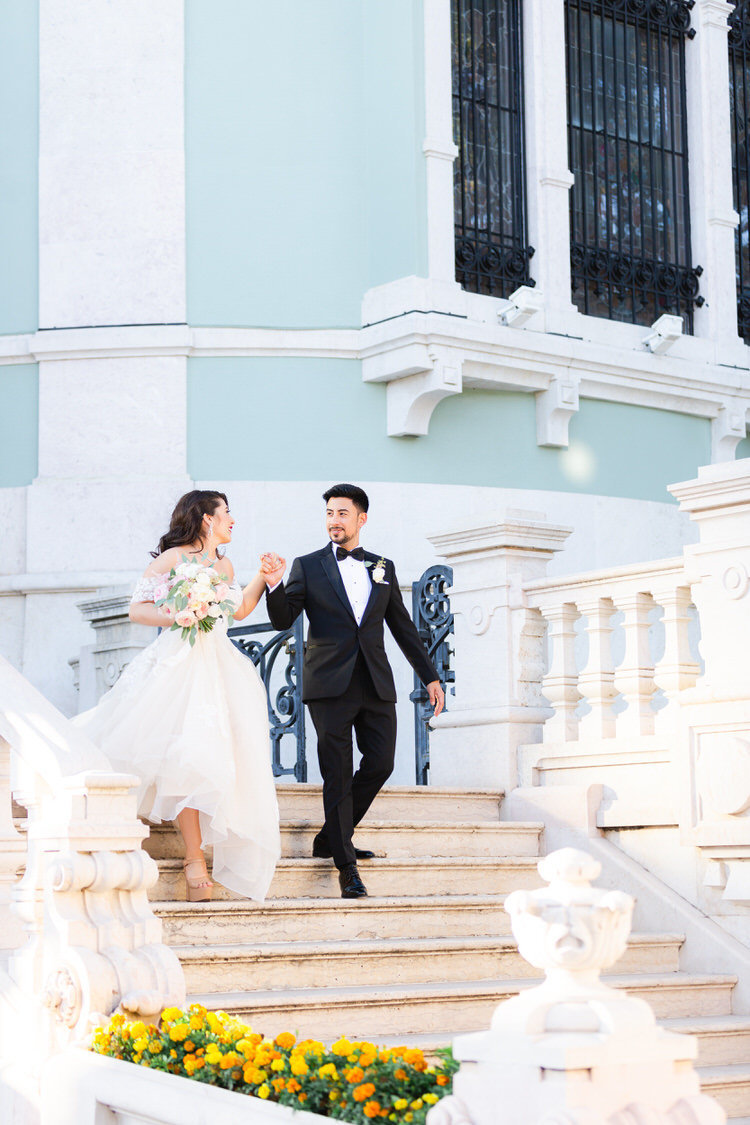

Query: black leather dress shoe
[[312, 839, 376, 861], [338, 863, 368, 898]]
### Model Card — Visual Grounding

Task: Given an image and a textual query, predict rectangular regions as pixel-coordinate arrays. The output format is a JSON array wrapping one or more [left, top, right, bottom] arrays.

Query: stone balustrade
[[0, 654, 185, 1124], [525, 556, 701, 744]]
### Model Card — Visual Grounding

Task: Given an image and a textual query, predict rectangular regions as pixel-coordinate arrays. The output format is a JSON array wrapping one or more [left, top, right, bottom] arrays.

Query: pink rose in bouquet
[[155, 558, 237, 647]]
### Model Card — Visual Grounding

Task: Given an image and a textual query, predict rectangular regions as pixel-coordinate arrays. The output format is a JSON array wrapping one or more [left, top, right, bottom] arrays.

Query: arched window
[[729, 0, 750, 344], [566, 0, 703, 330], [451, 0, 534, 298]]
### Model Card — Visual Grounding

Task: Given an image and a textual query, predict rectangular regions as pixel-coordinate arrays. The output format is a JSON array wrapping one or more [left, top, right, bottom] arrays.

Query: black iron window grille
[[729, 0, 750, 343], [452, 0, 534, 297], [566, 0, 703, 329]]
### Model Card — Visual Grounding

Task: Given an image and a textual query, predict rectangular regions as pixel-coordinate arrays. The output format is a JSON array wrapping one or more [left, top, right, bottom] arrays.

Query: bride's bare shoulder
[[217, 556, 235, 582], [144, 547, 184, 575]]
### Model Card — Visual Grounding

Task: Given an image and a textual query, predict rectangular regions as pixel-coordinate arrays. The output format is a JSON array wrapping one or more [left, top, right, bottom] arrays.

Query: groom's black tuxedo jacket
[[265, 546, 438, 702]]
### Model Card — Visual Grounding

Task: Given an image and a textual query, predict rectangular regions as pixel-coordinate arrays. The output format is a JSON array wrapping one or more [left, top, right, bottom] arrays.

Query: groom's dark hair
[[323, 483, 369, 514]]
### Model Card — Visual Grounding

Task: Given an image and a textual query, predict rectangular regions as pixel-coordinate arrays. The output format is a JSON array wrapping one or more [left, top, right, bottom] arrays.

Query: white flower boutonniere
[[366, 557, 389, 585]]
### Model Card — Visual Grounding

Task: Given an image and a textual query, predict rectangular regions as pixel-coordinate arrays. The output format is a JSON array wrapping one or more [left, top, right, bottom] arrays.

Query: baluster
[[539, 602, 581, 742], [652, 584, 700, 729], [0, 737, 25, 951], [613, 591, 656, 736], [577, 597, 617, 739]]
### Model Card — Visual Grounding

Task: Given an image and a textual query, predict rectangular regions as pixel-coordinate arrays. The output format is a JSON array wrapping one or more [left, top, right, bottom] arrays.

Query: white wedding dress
[[74, 575, 281, 901]]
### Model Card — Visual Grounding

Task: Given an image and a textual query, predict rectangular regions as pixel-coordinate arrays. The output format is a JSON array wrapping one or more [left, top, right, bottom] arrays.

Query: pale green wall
[[0, 0, 38, 335], [736, 436, 750, 460], [0, 364, 38, 485], [186, 357, 712, 501], [185, 0, 426, 328]]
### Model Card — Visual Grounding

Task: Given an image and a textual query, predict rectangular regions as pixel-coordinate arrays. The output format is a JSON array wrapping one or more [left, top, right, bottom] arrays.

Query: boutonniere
[[365, 557, 389, 585]]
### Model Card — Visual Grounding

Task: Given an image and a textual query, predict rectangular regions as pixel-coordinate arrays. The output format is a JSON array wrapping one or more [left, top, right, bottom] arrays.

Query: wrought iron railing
[[729, 0, 750, 344], [565, 0, 703, 329], [228, 617, 307, 782], [229, 566, 456, 786], [410, 566, 456, 786], [451, 0, 534, 297]]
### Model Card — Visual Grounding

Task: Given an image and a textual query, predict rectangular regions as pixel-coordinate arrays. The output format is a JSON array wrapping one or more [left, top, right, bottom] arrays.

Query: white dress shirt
[[333, 541, 371, 625]]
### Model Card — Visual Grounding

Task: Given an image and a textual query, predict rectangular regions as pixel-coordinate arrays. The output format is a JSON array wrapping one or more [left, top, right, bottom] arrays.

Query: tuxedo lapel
[[320, 547, 357, 621], [359, 551, 387, 627]]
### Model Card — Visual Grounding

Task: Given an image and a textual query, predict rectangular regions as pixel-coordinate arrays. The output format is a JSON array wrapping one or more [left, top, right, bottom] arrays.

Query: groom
[[263, 484, 444, 898]]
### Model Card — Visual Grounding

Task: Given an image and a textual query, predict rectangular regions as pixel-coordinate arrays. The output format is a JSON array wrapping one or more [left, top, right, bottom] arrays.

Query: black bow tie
[[336, 546, 365, 561]]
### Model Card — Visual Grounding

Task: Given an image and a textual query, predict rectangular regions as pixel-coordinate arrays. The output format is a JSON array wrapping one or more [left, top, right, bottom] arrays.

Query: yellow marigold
[[345, 1067, 365, 1084], [133, 1037, 149, 1054], [204, 1045, 222, 1066], [169, 1049, 177, 1060], [206, 1012, 222, 1034], [394, 1099, 409, 1111], [183, 1057, 198, 1075], [236, 1038, 255, 1057], [426, 1066, 436, 1075], [189, 1015, 204, 1031], [436, 1074, 450, 1086], [394, 1069, 408, 1081], [148, 1040, 163, 1056], [410, 1100, 424, 1110], [287, 1079, 301, 1094], [423, 1093, 439, 1105], [271, 1058, 286, 1072], [329, 1090, 340, 1102], [188, 1003, 207, 1017], [169, 1024, 189, 1042], [246, 1067, 267, 1084], [318, 1063, 338, 1080], [390, 1116, 397, 1122], [353, 1083, 377, 1103], [130, 1021, 147, 1038], [255, 1051, 271, 1068], [290, 1056, 309, 1077], [110, 1013, 125, 1027], [332, 1037, 353, 1056], [275, 1032, 296, 1050], [258, 1084, 270, 1100], [161, 1007, 182, 1023], [364, 1101, 381, 1118], [404, 1116, 413, 1123]]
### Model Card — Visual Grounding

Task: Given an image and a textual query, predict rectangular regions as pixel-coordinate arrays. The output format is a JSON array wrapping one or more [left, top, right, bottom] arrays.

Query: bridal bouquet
[[155, 560, 236, 647]]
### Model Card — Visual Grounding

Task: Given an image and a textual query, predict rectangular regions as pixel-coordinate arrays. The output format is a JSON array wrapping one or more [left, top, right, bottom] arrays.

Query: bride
[[75, 489, 281, 903]]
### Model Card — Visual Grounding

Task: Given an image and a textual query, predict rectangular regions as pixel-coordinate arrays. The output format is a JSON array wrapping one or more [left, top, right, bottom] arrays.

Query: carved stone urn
[[428, 848, 724, 1125]]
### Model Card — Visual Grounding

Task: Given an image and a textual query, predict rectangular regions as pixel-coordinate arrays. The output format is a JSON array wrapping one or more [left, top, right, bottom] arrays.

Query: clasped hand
[[260, 553, 286, 587]]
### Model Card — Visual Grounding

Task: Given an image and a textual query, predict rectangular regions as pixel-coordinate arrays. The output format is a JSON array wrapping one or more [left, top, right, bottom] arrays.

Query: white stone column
[[522, 0, 578, 334], [27, 1, 191, 698], [428, 512, 572, 792], [685, 0, 742, 357]]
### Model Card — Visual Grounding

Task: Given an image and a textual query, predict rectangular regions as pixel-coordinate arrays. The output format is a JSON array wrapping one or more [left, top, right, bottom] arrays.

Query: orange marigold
[[364, 1101, 381, 1118], [353, 1084, 376, 1103], [287, 1079, 301, 1094], [275, 1032, 296, 1050], [394, 1069, 408, 1081], [345, 1067, 365, 1084], [436, 1074, 450, 1086]]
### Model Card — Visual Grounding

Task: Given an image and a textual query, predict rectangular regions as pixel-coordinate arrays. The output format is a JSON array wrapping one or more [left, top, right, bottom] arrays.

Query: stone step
[[172, 933, 683, 995], [698, 1065, 750, 1119], [144, 820, 544, 861], [189, 973, 736, 1040], [664, 1017, 750, 1068], [152, 855, 545, 901], [155, 895, 515, 942], [275, 785, 504, 823]]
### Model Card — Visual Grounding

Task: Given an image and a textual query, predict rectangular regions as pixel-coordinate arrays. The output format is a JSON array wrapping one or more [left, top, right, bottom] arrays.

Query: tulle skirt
[[74, 622, 281, 901]]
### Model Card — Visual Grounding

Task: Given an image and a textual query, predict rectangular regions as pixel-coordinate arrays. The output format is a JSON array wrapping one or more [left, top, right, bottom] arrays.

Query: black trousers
[[306, 653, 397, 868]]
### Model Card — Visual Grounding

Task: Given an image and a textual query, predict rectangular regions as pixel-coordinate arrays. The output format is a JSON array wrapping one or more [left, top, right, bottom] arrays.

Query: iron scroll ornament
[[228, 617, 306, 782], [572, 0, 696, 36], [570, 246, 704, 316], [410, 565, 456, 787]]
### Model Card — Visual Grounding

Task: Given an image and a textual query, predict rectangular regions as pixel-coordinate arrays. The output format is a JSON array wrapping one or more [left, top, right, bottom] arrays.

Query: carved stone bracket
[[536, 375, 581, 448]]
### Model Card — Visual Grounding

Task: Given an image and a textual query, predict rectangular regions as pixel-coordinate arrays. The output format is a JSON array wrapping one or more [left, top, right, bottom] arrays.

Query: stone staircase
[[144, 784, 750, 1120]]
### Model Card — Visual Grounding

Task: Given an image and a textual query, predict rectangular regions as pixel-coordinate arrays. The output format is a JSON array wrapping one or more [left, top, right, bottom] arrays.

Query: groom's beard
[[328, 529, 357, 549]]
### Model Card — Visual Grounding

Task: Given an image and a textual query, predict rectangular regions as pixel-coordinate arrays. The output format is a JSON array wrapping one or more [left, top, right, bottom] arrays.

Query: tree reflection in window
[[566, 0, 702, 330], [451, 0, 534, 298], [729, 0, 750, 343]]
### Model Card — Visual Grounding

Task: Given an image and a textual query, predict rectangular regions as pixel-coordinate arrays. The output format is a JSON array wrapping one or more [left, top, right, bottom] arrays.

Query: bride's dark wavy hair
[[151, 490, 229, 558]]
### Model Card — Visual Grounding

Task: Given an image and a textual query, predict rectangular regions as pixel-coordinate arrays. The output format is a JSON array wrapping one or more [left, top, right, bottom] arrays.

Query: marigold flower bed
[[91, 1005, 458, 1125]]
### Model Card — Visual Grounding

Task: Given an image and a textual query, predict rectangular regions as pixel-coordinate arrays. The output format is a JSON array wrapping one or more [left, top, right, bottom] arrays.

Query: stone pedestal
[[75, 588, 155, 711], [428, 849, 724, 1125], [427, 512, 572, 792]]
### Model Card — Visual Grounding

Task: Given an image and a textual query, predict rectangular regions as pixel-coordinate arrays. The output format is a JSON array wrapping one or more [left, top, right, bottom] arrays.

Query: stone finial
[[428, 848, 724, 1125]]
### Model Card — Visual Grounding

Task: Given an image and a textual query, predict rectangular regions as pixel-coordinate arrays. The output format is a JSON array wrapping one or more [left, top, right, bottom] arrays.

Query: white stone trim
[[422, 0, 459, 284], [0, 572, 139, 596]]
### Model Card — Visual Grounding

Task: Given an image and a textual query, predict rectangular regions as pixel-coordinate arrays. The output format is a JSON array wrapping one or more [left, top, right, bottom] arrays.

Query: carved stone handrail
[[0, 654, 185, 1122]]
